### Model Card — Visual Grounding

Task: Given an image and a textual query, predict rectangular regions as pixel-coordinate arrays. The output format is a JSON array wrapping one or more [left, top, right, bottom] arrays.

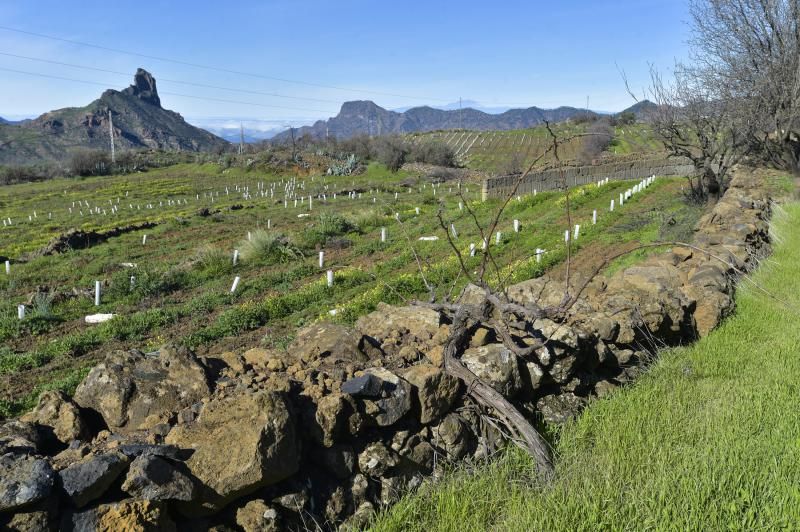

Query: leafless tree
[[624, 0, 799, 199], [633, 65, 750, 201], [688, 0, 800, 173], [578, 119, 614, 165]]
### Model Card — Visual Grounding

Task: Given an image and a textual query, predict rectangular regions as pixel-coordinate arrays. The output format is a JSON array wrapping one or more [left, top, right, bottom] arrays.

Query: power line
[[0, 25, 452, 103], [0, 67, 338, 114], [0, 29, 582, 113], [0, 51, 346, 106]]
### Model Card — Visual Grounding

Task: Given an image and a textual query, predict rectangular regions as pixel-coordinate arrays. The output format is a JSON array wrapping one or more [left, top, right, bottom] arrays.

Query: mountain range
[[0, 68, 655, 165], [272, 100, 604, 142], [0, 69, 229, 165]]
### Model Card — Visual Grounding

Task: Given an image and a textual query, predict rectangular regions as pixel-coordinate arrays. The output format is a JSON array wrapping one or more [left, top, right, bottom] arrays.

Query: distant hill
[[393, 99, 513, 114], [620, 100, 657, 120], [0, 117, 7, 124], [0, 69, 229, 165], [273, 100, 599, 142]]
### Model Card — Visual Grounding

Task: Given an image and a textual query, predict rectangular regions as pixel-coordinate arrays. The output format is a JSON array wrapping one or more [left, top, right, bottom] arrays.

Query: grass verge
[[373, 201, 800, 531]]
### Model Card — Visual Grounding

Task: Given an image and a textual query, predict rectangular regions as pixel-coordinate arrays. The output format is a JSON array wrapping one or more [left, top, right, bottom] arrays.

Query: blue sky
[[0, 0, 690, 130]]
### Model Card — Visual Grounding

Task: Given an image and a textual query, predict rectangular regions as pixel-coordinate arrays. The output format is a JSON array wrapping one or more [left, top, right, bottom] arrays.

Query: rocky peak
[[338, 100, 388, 118], [121, 68, 161, 107]]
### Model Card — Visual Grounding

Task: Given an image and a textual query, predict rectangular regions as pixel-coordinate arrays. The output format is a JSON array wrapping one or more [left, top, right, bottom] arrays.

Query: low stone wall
[[0, 171, 772, 530], [481, 157, 697, 199]]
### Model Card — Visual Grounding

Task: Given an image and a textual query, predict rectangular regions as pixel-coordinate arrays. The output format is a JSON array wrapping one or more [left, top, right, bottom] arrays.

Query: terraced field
[[407, 123, 664, 173], [0, 161, 697, 418]]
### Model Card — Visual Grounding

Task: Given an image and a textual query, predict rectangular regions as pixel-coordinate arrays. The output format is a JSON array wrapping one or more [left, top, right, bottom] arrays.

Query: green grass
[[374, 201, 800, 531], [609, 123, 663, 155], [0, 159, 689, 419], [0, 365, 91, 419]]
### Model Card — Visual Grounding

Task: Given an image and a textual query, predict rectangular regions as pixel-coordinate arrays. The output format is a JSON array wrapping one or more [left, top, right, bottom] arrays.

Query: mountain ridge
[[0, 69, 229, 165], [273, 100, 603, 142]]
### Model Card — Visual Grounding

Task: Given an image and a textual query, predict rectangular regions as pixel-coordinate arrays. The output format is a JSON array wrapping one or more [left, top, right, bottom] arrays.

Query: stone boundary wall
[[0, 171, 772, 530], [481, 157, 697, 199]]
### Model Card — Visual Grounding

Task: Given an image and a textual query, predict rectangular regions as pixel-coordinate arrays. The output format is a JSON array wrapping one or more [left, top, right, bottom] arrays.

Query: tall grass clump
[[193, 245, 234, 276], [352, 208, 386, 231], [240, 230, 304, 264], [30, 292, 55, 320]]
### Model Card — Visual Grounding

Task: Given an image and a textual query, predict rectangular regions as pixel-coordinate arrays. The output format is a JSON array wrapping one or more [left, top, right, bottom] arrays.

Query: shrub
[[327, 154, 360, 176], [0, 164, 62, 184], [318, 213, 359, 235], [108, 266, 192, 300], [410, 141, 457, 167], [373, 136, 408, 172], [301, 213, 360, 249], [69, 149, 111, 177], [579, 119, 614, 164], [338, 135, 373, 161], [240, 230, 304, 264]]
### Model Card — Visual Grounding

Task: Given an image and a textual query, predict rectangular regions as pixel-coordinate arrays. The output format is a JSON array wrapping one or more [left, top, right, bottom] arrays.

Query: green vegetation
[[407, 122, 663, 173], [374, 201, 800, 531], [0, 159, 690, 419], [239, 230, 304, 264]]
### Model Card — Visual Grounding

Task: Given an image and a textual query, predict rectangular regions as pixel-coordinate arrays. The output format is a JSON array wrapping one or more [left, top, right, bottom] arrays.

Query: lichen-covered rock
[[682, 284, 732, 337], [401, 364, 461, 424], [165, 391, 297, 513], [289, 322, 370, 364], [0, 454, 55, 512], [73, 345, 211, 432], [304, 392, 359, 447], [357, 442, 398, 477], [66, 499, 175, 531], [521, 360, 547, 391], [0, 502, 55, 532], [549, 353, 579, 384], [356, 303, 441, 355], [235, 499, 280, 532], [536, 393, 587, 424], [21, 390, 90, 445], [430, 413, 473, 460], [532, 318, 580, 350], [121, 455, 195, 501], [59, 452, 130, 508], [461, 344, 522, 396], [0, 421, 43, 455]]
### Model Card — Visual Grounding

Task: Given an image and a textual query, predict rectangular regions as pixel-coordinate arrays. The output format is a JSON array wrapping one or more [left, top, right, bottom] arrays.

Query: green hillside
[[407, 122, 664, 173]]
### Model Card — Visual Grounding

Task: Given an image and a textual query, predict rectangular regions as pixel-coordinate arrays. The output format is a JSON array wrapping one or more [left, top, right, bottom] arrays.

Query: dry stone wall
[[481, 157, 697, 199], [0, 171, 772, 530]]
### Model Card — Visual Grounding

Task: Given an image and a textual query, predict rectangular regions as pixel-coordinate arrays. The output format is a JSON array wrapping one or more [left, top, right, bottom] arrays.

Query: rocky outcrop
[[122, 68, 161, 107], [73, 345, 211, 432], [165, 391, 297, 513], [21, 391, 89, 446], [0, 171, 774, 529]]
